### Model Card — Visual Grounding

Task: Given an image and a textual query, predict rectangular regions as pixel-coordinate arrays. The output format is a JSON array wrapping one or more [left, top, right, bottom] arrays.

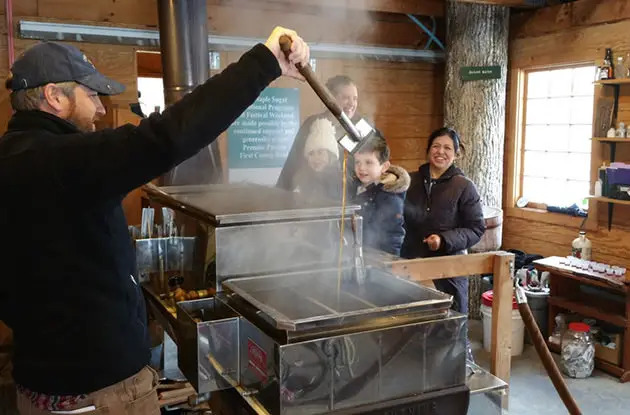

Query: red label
[[247, 338, 267, 381]]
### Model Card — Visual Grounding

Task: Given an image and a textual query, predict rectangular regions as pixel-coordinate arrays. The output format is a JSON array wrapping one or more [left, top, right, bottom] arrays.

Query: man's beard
[[66, 96, 95, 133]]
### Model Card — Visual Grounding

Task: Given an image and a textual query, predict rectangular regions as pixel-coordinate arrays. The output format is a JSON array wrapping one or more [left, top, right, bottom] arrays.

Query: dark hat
[[8, 42, 125, 95]]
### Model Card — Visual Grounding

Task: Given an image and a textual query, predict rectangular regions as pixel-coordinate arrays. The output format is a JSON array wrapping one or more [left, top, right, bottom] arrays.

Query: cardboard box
[[595, 333, 622, 366]]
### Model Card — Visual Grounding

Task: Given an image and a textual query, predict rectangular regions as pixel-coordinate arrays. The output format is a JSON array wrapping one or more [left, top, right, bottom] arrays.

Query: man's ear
[[41, 83, 67, 113]]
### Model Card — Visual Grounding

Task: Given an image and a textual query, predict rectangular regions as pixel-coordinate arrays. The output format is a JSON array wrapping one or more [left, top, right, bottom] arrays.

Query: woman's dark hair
[[325, 75, 355, 95], [427, 127, 463, 155]]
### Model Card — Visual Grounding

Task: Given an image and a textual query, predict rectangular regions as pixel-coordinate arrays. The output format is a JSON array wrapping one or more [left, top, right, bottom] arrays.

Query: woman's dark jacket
[[401, 163, 485, 259]]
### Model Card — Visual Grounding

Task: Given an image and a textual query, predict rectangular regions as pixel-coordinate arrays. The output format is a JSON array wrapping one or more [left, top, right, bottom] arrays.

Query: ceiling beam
[[208, 0, 445, 17]]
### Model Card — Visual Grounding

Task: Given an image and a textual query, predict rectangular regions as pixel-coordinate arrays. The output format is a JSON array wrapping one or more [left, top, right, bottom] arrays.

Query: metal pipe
[[187, 0, 222, 183], [157, 0, 194, 105], [5, 0, 15, 67], [157, 0, 222, 185], [188, 0, 209, 86], [19, 20, 445, 63], [407, 14, 445, 51]]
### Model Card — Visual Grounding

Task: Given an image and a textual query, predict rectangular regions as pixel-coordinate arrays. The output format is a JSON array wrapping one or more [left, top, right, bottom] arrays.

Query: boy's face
[[307, 149, 331, 172], [354, 151, 390, 185]]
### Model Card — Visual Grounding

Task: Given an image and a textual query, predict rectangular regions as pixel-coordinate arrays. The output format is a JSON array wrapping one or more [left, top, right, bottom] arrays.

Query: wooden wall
[[0, 0, 444, 177], [504, 0, 630, 269]]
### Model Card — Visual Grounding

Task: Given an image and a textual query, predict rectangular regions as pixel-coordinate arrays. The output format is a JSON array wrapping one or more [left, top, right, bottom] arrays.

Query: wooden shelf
[[588, 196, 630, 206], [548, 296, 627, 327], [534, 259, 627, 293], [592, 137, 630, 143], [588, 196, 630, 230], [595, 78, 630, 85]]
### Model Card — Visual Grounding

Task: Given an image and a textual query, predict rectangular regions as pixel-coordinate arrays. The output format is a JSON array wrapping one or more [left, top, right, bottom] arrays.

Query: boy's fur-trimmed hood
[[380, 164, 410, 194]]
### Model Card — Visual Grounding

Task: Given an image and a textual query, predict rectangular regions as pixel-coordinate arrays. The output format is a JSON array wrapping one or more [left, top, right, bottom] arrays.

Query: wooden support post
[[491, 251, 514, 382], [382, 251, 516, 381], [623, 289, 630, 383]]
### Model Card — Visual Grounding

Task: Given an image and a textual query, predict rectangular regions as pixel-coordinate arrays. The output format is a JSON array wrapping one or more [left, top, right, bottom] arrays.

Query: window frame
[[518, 63, 596, 209]]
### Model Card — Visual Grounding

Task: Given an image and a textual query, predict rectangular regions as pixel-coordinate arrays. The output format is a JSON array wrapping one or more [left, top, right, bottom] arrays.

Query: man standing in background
[[276, 75, 361, 191]]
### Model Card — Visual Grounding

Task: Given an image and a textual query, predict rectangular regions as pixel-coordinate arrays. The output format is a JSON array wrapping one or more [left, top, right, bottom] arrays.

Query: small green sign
[[460, 66, 501, 81]]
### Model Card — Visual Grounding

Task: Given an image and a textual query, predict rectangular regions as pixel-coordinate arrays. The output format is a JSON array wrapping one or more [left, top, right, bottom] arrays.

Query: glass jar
[[615, 56, 626, 79], [561, 322, 595, 378]]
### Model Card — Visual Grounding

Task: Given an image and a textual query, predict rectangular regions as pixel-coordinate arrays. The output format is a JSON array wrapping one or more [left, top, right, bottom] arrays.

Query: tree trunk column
[[444, 0, 509, 208], [444, 0, 509, 318]]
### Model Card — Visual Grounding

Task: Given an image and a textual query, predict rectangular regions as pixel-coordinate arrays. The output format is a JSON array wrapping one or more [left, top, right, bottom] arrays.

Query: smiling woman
[[401, 127, 486, 361]]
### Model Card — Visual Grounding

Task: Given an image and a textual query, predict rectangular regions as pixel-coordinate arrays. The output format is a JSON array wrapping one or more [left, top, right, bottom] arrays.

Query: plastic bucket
[[524, 289, 549, 344], [481, 290, 525, 356]]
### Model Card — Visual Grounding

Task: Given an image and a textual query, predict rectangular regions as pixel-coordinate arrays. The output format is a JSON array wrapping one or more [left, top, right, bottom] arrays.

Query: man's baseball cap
[[7, 42, 125, 95]]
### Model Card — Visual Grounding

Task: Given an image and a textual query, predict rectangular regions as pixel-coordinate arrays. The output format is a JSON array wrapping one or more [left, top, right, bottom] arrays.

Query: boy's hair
[[356, 130, 390, 164]]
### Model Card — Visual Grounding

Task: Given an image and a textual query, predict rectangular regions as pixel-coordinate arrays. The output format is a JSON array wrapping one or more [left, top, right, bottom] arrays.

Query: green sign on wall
[[228, 87, 299, 169], [460, 66, 501, 81]]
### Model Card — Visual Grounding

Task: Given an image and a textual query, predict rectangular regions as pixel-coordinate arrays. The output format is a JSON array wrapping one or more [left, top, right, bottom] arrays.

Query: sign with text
[[228, 88, 299, 184], [460, 66, 501, 81]]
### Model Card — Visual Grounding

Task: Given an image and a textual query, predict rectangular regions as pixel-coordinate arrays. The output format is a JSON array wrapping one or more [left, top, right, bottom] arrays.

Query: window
[[137, 77, 165, 117], [521, 66, 595, 208]]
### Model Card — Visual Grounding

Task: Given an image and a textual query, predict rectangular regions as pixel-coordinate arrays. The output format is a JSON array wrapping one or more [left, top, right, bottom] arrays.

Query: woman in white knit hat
[[291, 118, 343, 202]]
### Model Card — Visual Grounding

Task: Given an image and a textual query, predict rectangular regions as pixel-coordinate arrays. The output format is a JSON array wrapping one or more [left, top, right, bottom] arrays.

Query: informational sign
[[460, 66, 501, 81], [228, 88, 300, 185]]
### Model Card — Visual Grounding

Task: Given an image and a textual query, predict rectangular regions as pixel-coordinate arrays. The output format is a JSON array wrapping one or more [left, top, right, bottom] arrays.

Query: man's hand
[[423, 234, 442, 252], [264, 26, 309, 80]]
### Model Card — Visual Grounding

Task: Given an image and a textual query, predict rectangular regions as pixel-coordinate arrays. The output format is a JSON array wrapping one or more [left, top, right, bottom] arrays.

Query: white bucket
[[481, 304, 525, 356]]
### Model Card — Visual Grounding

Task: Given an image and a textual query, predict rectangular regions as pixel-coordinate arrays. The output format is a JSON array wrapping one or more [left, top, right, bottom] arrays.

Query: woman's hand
[[423, 234, 442, 251]]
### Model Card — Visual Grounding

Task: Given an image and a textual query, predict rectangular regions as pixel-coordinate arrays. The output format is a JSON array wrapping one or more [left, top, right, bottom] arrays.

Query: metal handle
[[278, 35, 362, 143]]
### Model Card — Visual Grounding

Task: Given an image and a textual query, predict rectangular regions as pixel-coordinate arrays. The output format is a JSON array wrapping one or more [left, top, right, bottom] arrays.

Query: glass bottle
[[549, 313, 567, 346], [571, 231, 592, 260], [600, 48, 613, 79], [615, 56, 626, 79]]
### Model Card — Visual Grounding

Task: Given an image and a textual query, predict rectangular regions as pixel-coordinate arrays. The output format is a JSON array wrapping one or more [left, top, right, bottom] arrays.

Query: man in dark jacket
[[0, 26, 308, 414]]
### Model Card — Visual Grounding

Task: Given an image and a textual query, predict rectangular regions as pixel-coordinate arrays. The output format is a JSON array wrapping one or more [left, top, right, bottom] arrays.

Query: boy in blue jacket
[[352, 133, 410, 256]]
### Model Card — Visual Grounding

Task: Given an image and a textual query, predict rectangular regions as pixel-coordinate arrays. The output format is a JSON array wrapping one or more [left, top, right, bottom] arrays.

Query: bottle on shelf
[[571, 231, 592, 261], [615, 56, 626, 79], [616, 121, 626, 138], [600, 48, 614, 80], [594, 179, 603, 197], [598, 162, 608, 197]]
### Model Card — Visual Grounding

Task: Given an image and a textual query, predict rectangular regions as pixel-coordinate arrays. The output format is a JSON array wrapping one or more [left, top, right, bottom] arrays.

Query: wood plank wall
[[505, 0, 630, 269], [0, 1, 445, 223], [0, 1, 444, 174]]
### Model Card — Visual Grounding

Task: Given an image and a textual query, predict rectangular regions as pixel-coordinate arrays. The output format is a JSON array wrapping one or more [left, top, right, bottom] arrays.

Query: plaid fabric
[[16, 384, 87, 411]]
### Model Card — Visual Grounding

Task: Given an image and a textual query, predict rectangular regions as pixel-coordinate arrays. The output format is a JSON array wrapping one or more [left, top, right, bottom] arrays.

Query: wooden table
[[534, 256, 630, 382]]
